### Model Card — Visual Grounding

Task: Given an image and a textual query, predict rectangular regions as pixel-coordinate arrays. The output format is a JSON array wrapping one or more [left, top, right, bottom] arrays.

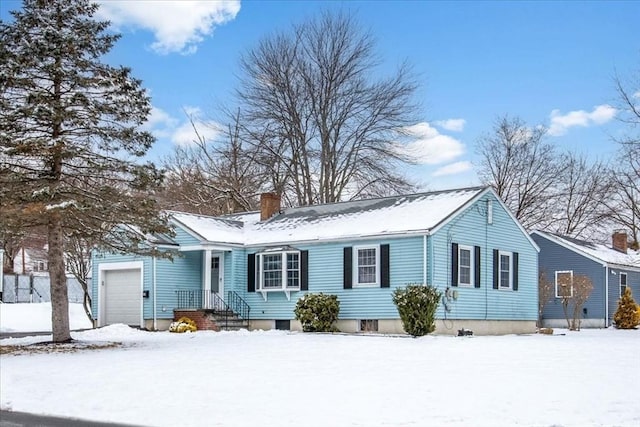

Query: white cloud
[[143, 106, 179, 139], [432, 161, 473, 177], [402, 122, 465, 165], [97, 1, 241, 55], [171, 107, 224, 146], [141, 106, 223, 146], [433, 118, 466, 132], [548, 104, 616, 136], [633, 91, 640, 99]]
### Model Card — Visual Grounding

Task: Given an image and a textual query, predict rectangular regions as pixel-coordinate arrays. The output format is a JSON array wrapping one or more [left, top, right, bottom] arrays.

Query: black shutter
[[380, 244, 390, 288], [451, 243, 459, 287], [512, 252, 519, 291], [300, 250, 309, 291], [343, 247, 353, 289], [474, 246, 481, 288], [493, 249, 499, 289], [247, 253, 256, 292]]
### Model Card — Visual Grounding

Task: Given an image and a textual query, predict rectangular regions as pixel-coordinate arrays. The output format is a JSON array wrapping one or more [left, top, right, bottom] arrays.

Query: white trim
[[423, 235, 427, 285], [353, 244, 380, 287], [97, 261, 144, 327], [180, 243, 242, 251], [554, 270, 574, 298], [458, 245, 474, 287], [256, 250, 301, 293], [605, 266, 609, 326], [498, 251, 513, 290], [152, 256, 157, 330], [169, 217, 208, 242]]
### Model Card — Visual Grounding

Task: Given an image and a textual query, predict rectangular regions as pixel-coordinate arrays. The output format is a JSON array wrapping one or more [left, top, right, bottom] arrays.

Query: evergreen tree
[[0, 0, 171, 342], [613, 287, 640, 329]]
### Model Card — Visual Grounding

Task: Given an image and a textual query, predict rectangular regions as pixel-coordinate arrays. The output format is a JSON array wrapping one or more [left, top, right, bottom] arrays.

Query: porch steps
[[209, 311, 249, 331]]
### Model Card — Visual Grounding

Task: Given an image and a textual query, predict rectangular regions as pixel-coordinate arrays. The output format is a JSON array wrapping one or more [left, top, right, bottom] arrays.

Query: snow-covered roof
[[170, 212, 245, 245], [168, 187, 489, 247], [532, 230, 640, 270]]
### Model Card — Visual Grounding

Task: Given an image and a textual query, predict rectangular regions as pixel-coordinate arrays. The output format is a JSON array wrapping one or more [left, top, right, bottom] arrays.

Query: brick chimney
[[260, 192, 281, 221], [612, 230, 628, 254]]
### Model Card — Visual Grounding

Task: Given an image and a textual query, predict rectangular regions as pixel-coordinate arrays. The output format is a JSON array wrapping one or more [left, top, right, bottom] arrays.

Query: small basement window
[[360, 319, 378, 332], [275, 320, 291, 331]]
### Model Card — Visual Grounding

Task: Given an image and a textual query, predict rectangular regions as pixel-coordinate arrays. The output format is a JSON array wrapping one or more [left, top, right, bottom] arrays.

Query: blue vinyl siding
[[236, 237, 425, 320], [608, 268, 640, 324], [531, 234, 607, 323], [171, 225, 202, 246], [431, 193, 538, 321], [154, 251, 202, 319]]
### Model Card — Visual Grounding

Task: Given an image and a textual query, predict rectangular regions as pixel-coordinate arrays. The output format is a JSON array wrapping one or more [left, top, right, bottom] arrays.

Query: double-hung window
[[354, 245, 379, 287], [458, 245, 473, 287], [499, 251, 512, 289], [258, 251, 300, 291], [620, 272, 627, 297]]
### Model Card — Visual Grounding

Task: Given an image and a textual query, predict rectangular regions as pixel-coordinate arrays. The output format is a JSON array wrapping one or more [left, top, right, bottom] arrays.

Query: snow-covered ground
[[0, 302, 92, 333], [1, 307, 639, 427]]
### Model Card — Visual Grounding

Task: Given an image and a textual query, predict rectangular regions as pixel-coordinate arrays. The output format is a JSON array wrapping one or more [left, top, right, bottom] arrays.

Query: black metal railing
[[227, 290, 251, 320], [175, 290, 250, 321]]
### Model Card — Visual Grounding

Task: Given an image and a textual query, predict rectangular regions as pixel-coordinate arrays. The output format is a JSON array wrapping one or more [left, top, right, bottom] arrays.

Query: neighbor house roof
[[168, 186, 501, 247], [531, 230, 640, 270]]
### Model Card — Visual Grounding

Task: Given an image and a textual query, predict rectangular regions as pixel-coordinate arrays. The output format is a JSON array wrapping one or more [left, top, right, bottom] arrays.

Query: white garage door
[[104, 269, 141, 326]]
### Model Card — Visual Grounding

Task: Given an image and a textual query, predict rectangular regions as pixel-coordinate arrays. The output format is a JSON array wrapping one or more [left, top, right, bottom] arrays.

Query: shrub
[[393, 284, 442, 337], [169, 316, 197, 333], [613, 287, 640, 329], [294, 293, 340, 332]]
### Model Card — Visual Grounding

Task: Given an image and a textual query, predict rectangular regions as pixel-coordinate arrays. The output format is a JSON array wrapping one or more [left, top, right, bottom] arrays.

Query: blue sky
[[2, 0, 639, 190]]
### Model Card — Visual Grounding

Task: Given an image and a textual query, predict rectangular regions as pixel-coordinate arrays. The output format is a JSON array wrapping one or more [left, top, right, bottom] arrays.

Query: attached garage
[[100, 265, 142, 327]]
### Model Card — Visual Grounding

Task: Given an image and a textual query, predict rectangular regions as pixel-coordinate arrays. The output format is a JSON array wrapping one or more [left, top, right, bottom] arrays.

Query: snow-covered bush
[[393, 284, 441, 337], [613, 287, 640, 329], [294, 293, 340, 332], [169, 317, 197, 333]]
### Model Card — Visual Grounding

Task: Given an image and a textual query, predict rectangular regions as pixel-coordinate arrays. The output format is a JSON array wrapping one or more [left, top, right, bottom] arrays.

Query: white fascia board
[[244, 229, 431, 249], [179, 242, 241, 252]]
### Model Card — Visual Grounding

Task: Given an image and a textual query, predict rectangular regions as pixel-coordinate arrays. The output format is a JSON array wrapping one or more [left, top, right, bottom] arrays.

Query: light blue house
[[92, 186, 539, 335], [532, 230, 640, 328]]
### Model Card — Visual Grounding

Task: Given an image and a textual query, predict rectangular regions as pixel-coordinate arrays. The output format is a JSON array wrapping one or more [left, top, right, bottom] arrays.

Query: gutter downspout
[[0, 249, 4, 299], [152, 253, 157, 331], [423, 235, 427, 285], [604, 265, 609, 328]]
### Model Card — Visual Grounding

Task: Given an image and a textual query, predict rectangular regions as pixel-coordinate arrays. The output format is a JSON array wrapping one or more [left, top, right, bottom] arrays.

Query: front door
[[211, 256, 220, 294]]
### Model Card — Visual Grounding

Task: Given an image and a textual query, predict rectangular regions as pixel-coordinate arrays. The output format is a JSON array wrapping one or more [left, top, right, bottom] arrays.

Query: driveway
[[0, 411, 142, 427]]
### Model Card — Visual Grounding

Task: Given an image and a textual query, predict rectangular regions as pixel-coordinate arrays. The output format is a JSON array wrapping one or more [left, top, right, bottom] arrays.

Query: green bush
[[294, 293, 340, 332], [393, 284, 442, 336]]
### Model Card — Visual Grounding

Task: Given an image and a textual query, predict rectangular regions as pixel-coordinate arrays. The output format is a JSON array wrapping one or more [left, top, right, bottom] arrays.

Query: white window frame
[[257, 250, 300, 300], [458, 245, 474, 287], [620, 272, 627, 297], [353, 245, 380, 287], [555, 270, 574, 298], [498, 251, 512, 290]]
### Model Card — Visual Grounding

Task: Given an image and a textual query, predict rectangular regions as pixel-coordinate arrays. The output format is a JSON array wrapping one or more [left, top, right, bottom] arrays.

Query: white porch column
[[203, 249, 212, 309]]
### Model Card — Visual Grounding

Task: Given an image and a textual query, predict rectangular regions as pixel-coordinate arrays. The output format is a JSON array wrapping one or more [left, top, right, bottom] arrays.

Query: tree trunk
[[48, 212, 71, 342]]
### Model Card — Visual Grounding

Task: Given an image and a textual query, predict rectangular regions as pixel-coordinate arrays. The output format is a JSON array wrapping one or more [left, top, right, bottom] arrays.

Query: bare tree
[[65, 234, 93, 322], [607, 69, 640, 248], [161, 113, 262, 215], [538, 271, 554, 328], [552, 152, 612, 239], [235, 10, 419, 205], [560, 274, 593, 331], [477, 115, 559, 230]]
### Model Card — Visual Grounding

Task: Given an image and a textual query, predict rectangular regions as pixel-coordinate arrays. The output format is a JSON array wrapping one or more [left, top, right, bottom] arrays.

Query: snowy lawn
[[0, 302, 92, 333], [1, 325, 639, 427]]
